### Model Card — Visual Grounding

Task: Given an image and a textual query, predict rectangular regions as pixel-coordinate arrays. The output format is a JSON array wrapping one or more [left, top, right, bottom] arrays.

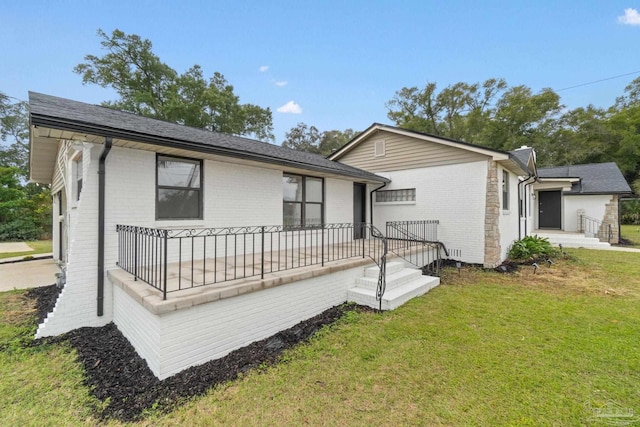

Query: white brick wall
[[325, 178, 355, 223], [498, 168, 521, 260], [113, 262, 371, 379], [371, 161, 488, 264], [562, 194, 610, 232], [39, 144, 362, 338]]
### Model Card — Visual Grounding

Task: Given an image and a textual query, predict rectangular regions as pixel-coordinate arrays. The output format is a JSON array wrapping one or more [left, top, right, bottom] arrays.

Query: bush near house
[[621, 199, 640, 224], [0, 167, 51, 241], [508, 235, 558, 261]]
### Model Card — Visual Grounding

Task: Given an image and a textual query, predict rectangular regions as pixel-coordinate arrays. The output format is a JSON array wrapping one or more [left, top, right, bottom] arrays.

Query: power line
[[555, 70, 640, 92]]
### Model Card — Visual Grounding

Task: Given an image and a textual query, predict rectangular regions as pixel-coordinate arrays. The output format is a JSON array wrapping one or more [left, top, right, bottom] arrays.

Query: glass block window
[[375, 188, 416, 203]]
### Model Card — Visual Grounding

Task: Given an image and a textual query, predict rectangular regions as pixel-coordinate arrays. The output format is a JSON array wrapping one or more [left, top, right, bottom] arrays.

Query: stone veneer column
[[601, 195, 620, 244], [484, 160, 501, 267]]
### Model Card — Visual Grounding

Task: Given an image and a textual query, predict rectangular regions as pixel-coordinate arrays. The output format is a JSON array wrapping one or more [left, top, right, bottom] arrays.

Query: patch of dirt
[[32, 299, 363, 422]]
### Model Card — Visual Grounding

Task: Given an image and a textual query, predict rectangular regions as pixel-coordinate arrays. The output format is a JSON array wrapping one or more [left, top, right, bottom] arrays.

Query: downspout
[[369, 182, 387, 225], [523, 177, 536, 237], [517, 174, 534, 239], [97, 137, 113, 317]]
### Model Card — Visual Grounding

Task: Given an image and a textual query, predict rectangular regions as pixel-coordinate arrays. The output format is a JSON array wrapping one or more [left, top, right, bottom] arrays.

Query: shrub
[[508, 235, 558, 261]]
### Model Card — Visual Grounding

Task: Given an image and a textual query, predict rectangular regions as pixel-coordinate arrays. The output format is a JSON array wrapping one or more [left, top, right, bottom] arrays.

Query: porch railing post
[[321, 225, 325, 267], [261, 226, 265, 279], [163, 229, 168, 300], [134, 227, 138, 281]]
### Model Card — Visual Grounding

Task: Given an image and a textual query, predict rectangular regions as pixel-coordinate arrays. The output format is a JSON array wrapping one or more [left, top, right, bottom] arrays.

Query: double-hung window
[[283, 173, 324, 228], [156, 155, 203, 220], [502, 170, 510, 211], [73, 155, 83, 202]]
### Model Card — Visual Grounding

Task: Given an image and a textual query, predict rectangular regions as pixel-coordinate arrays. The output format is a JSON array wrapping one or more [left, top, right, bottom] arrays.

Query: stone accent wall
[[484, 160, 501, 267], [601, 195, 620, 244]]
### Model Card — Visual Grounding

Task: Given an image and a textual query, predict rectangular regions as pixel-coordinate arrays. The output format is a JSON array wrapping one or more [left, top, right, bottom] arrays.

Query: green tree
[[385, 79, 562, 151], [282, 123, 358, 156], [74, 29, 274, 141], [0, 93, 52, 240], [0, 95, 29, 178], [282, 123, 322, 154]]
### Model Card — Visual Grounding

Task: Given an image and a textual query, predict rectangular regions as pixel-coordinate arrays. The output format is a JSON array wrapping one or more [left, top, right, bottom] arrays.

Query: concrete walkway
[[0, 257, 59, 292]]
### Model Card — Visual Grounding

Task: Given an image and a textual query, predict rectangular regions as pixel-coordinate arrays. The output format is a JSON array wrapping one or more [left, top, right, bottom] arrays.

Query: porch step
[[348, 264, 439, 310], [364, 261, 404, 277], [536, 233, 611, 249], [356, 266, 423, 292]]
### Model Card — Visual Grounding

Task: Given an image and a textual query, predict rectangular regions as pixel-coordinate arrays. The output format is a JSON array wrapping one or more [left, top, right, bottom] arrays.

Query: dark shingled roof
[[509, 147, 535, 172], [29, 92, 389, 183], [538, 162, 632, 194]]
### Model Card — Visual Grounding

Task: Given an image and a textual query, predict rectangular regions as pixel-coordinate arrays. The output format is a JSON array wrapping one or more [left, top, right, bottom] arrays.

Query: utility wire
[[555, 70, 640, 92]]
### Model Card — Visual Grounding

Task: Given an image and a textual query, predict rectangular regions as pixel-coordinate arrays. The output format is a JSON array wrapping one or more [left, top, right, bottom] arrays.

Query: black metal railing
[[578, 215, 612, 243], [386, 220, 448, 276], [116, 223, 388, 300]]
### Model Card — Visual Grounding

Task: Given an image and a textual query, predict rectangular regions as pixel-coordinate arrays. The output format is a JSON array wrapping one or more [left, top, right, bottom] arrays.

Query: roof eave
[[31, 113, 389, 184]]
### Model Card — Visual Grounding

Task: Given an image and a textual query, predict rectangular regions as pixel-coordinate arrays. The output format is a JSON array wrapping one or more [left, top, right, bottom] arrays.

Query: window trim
[[156, 154, 204, 220], [73, 154, 83, 202], [374, 139, 386, 157], [502, 170, 510, 211], [282, 173, 325, 229]]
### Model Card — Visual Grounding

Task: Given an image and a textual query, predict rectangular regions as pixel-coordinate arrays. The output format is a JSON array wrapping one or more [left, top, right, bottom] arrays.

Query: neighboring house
[[533, 163, 632, 245], [328, 124, 532, 267]]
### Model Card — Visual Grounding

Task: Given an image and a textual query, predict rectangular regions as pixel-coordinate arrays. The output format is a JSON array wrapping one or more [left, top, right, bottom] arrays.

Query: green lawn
[[621, 224, 640, 248], [0, 240, 52, 260], [2, 248, 640, 426]]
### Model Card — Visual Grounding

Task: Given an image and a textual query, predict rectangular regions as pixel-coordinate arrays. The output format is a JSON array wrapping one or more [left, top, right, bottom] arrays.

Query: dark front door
[[353, 183, 366, 239], [538, 190, 562, 229]]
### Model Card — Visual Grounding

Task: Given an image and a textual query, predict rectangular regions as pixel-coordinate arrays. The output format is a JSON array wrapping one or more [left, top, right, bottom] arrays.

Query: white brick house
[[31, 93, 627, 379]]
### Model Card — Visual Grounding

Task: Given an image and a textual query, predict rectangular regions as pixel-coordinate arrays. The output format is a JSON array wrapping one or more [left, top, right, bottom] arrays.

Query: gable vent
[[374, 139, 386, 157]]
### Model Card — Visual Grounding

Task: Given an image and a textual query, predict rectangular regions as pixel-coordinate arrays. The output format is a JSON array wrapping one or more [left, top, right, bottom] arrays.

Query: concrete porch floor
[[108, 240, 435, 315]]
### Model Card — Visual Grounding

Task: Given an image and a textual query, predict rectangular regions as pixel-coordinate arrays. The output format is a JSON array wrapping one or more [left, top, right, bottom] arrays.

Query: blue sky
[[2, 1, 639, 143]]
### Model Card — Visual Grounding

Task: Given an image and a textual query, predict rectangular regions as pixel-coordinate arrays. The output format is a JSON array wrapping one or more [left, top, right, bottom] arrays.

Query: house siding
[[563, 194, 611, 233], [338, 130, 488, 172], [369, 161, 488, 265]]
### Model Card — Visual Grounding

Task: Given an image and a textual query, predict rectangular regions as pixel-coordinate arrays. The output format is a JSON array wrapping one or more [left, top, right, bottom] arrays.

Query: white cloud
[[259, 65, 269, 72], [618, 8, 640, 25], [277, 100, 302, 114], [274, 80, 288, 87]]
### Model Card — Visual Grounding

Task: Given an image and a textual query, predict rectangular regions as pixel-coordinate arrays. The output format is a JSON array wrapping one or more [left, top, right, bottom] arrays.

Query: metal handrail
[[364, 224, 388, 310], [578, 214, 612, 243], [386, 221, 449, 276]]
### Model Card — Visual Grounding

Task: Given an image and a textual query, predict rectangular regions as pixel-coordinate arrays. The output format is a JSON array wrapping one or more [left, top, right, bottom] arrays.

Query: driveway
[[0, 258, 59, 292]]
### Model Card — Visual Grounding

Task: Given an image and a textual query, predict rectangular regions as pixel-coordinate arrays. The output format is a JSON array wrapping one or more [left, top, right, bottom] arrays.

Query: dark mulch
[[29, 289, 362, 422], [24, 284, 60, 324]]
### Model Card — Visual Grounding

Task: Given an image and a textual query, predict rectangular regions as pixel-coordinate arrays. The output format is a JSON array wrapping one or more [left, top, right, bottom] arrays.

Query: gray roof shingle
[[538, 162, 632, 194], [29, 92, 389, 183]]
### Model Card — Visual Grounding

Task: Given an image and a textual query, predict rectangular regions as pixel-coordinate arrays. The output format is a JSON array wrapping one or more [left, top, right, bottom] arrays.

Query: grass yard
[[621, 224, 640, 248], [2, 248, 640, 425], [0, 240, 52, 260]]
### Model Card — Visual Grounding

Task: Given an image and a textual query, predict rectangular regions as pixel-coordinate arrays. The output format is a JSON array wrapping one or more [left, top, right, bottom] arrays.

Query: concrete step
[[348, 275, 440, 311], [356, 267, 423, 291], [364, 261, 404, 277], [536, 233, 611, 249]]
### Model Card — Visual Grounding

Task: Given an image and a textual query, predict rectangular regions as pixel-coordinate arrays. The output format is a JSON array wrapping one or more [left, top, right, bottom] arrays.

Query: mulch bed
[[26, 286, 363, 422], [24, 284, 60, 324]]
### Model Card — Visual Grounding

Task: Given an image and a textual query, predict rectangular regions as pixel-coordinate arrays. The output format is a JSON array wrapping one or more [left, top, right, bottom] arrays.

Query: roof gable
[[330, 123, 529, 175]]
